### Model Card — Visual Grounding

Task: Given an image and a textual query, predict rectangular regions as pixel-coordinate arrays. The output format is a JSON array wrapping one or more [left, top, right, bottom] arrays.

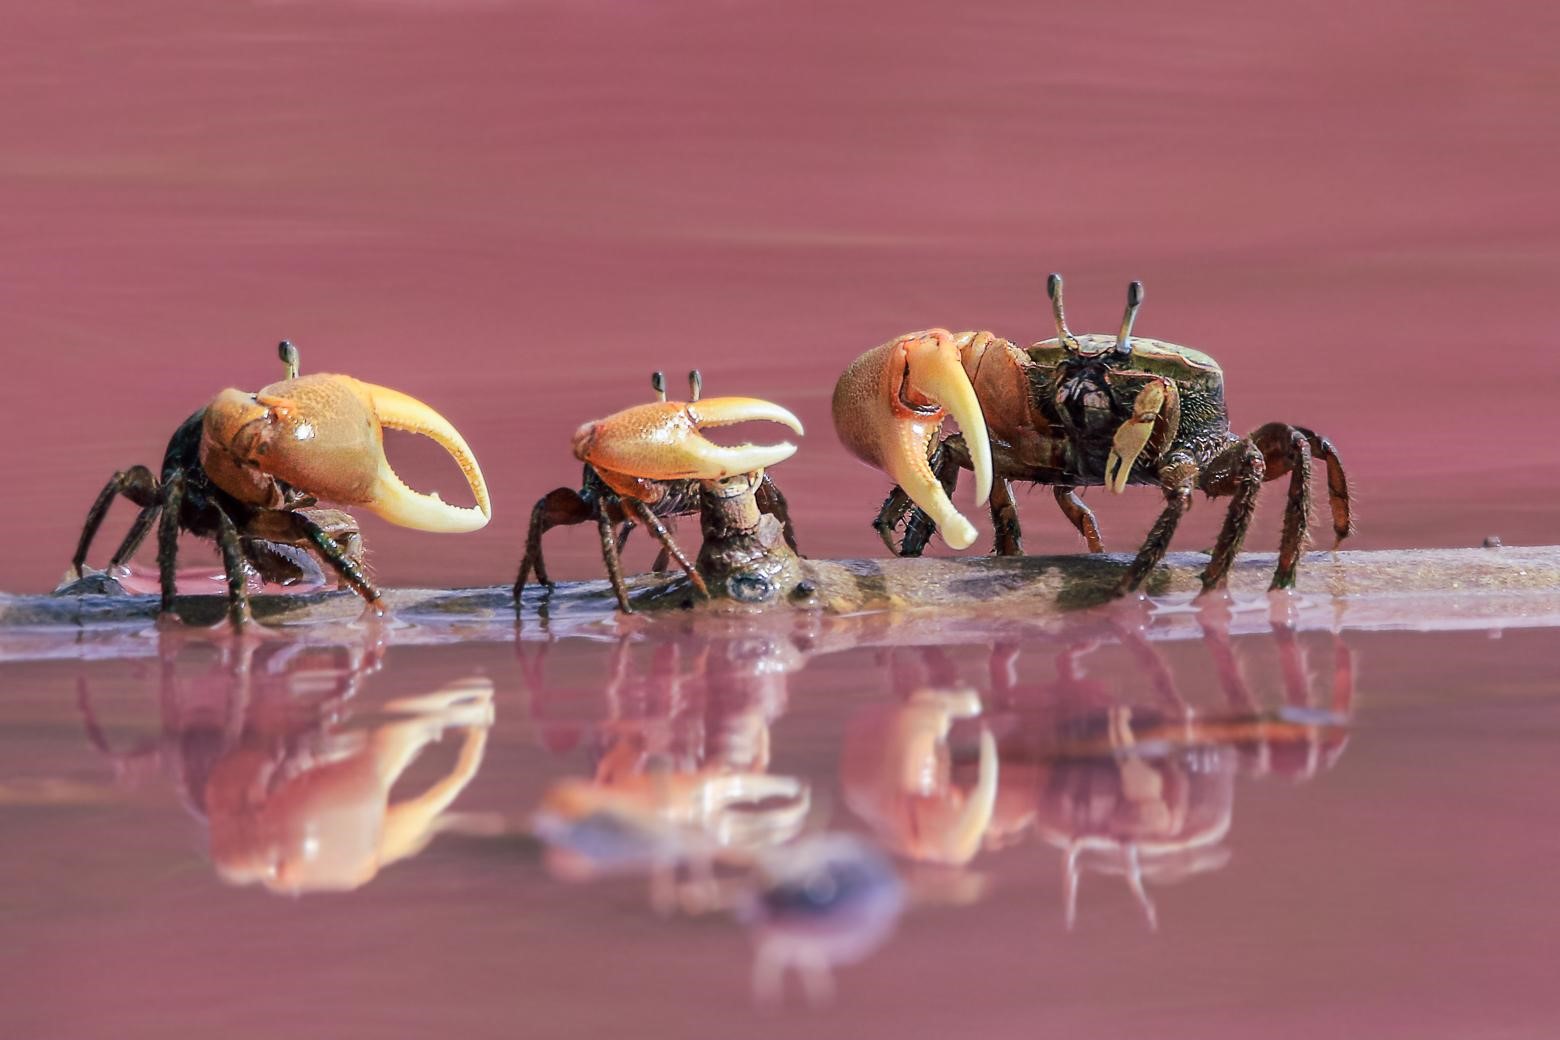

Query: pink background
[[4, 0, 1556, 594]]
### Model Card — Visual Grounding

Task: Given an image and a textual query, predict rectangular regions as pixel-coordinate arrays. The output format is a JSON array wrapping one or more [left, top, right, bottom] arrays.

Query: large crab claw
[[832, 330, 993, 550], [1105, 377, 1173, 494], [571, 397, 804, 498], [203, 374, 492, 532]]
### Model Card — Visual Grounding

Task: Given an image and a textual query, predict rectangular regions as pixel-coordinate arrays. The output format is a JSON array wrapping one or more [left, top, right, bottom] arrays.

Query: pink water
[[3, 1, 1559, 1037]]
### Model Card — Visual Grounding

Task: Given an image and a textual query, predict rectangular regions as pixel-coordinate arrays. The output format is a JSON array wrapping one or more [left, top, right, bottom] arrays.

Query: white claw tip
[[942, 516, 979, 550]]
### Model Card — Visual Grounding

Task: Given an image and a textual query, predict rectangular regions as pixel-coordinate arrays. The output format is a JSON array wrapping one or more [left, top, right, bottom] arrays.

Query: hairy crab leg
[[754, 474, 801, 555], [873, 485, 917, 554], [1053, 487, 1105, 553], [109, 502, 161, 570], [1117, 457, 1197, 594], [989, 478, 1024, 556], [1198, 438, 1266, 592], [596, 516, 632, 612], [630, 500, 709, 598], [295, 513, 382, 605], [213, 509, 255, 628], [514, 486, 597, 600], [1250, 424, 1315, 589], [71, 465, 159, 577], [155, 472, 185, 615], [1295, 426, 1353, 546]]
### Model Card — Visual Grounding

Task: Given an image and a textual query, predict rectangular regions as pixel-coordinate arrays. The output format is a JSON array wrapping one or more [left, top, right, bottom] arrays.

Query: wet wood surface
[[5, 547, 1557, 657]]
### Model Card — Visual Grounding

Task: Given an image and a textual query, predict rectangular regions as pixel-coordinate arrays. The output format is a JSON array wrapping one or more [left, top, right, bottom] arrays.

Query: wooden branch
[[5, 547, 1557, 661]]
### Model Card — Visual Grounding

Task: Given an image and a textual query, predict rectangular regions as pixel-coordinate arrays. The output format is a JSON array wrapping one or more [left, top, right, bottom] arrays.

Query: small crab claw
[[571, 397, 804, 487], [205, 374, 491, 532], [832, 330, 993, 550], [1105, 379, 1168, 494]]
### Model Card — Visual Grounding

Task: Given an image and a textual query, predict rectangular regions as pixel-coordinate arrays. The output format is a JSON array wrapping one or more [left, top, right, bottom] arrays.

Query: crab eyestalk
[[278, 340, 300, 381], [1048, 272, 1080, 353], [203, 373, 492, 532], [1114, 281, 1143, 363], [832, 330, 993, 550]]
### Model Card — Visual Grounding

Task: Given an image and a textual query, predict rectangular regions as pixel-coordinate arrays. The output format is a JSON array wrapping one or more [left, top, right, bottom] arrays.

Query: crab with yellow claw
[[67, 341, 491, 627], [833, 274, 1354, 595], [514, 371, 805, 613]]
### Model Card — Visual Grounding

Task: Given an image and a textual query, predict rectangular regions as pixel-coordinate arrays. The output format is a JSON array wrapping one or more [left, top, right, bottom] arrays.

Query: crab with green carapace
[[833, 274, 1353, 594]]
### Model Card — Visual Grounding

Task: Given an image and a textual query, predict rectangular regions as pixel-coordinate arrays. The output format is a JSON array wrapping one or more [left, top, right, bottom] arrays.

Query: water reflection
[[514, 613, 1357, 1001], [66, 611, 1355, 1004], [521, 629, 810, 913], [742, 833, 905, 1007], [521, 625, 911, 1005], [78, 630, 494, 894], [842, 614, 1355, 930]]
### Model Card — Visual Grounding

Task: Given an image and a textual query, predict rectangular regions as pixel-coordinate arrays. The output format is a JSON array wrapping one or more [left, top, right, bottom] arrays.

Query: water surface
[[3, 2, 1558, 1037]]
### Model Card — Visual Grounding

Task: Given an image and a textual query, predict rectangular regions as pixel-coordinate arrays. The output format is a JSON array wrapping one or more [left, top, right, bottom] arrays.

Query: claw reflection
[[78, 629, 493, 894], [841, 617, 1355, 931]]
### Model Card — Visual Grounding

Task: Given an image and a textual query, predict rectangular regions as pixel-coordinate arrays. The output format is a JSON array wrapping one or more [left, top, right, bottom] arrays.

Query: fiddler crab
[[515, 370, 805, 612], [68, 341, 491, 626], [834, 274, 1355, 594]]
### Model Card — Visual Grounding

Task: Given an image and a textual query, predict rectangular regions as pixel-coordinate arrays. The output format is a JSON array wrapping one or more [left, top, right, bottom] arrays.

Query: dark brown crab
[[514, 370, 803, 613], [67, 341, 491, 626], [834, 275, 1354, 594]]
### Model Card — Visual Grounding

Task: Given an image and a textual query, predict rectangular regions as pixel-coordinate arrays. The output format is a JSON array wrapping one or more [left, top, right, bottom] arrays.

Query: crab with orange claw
[[833, 274, 1355, 595], [66, 341, 491, 627], [514, 370, 805, 613]]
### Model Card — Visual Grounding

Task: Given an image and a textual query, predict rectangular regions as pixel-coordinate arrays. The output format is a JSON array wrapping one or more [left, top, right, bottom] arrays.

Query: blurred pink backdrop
[[3, 0, 1556, 593]]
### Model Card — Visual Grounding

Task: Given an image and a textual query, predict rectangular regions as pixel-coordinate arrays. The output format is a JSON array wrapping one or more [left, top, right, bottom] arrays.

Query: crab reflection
[[521, 627, 810, 911], [843, 612, 1354, 930], [521, 626, 907, 1005], [743, 833, 905, 1007], [78, 629, 493, 894]]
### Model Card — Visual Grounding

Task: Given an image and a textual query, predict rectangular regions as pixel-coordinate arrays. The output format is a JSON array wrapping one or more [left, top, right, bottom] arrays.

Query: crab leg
[[597, 515, 632, 612], [833, 330, 993, 549], [630, 500, 709, 599], [1199, 438, 1266, 592], [156, 472, 185, 615], [213, 509, 254, 628], [71, 465, 159, 577]]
